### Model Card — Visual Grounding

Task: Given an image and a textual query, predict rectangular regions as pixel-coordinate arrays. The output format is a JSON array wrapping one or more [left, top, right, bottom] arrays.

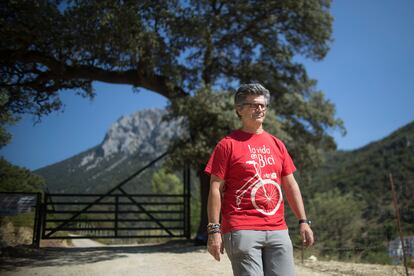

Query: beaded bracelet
[[208, 229, 221, 235], [207, 223, 221, 234], [207, 223, 221, 230]]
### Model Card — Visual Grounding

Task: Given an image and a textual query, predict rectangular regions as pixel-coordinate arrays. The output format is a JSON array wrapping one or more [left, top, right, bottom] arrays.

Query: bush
[[361, 250, 392, 265]]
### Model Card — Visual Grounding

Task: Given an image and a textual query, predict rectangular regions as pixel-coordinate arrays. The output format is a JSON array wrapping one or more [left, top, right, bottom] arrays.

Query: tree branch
[[0, 49, 188, 99]]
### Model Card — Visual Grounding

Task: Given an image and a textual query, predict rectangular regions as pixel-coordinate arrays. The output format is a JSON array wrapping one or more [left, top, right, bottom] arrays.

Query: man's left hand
[[300, 223, 314, 247]]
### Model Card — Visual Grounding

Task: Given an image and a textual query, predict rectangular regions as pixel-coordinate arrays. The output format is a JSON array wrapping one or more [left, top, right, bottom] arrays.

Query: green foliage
[[151, 168, 182, 194], [0, 91, 18, 149], [312, 122, 414, 237], [0, 157, 43, 246], [151, 167, 201, 236], [166, 84, 343, 175], [191, 189, 201, 235], [1, 1, 336, 117], [165, 88, 240, 171], [0, 158, 44, 192], [1, 1, 343, 169], [303, 121, 414, 261], [307, 189, 364, 256], [278, 89, 345, 171], [0, 212, 35, 228], [360, 249, 392, 265]]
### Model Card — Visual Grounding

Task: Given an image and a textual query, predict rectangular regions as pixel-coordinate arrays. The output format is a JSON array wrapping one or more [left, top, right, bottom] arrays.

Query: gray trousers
[[223, 230, 295, 276]]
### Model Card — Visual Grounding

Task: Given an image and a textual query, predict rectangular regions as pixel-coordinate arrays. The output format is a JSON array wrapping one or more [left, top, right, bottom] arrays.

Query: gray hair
[[234, 83, 270, 107]]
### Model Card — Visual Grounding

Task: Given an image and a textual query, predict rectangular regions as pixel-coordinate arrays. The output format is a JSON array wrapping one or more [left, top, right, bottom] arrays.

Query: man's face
[[237, 95, 267, 124]]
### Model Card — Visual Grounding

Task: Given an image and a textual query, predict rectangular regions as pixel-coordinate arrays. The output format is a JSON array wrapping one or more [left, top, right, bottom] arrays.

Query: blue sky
[[1, 0, 414, 170]]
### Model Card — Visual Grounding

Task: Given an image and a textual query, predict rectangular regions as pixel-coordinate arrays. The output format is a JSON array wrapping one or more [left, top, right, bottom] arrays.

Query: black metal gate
[[35, 152, 191, 246]]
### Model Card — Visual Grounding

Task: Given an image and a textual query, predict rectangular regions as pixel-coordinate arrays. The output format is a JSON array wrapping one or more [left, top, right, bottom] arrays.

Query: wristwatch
[[298, 219, 311, 225]]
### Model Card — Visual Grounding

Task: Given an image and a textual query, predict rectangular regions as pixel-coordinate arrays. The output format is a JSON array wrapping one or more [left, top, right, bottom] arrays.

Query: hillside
[[35, 109, 185, 194], [311, 121, 414, 242]]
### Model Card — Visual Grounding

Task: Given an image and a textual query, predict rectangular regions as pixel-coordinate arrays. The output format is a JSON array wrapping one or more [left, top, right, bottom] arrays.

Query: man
[[205, 83, 314, 276]]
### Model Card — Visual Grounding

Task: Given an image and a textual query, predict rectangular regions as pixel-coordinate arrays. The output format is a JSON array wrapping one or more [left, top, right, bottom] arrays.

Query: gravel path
[[0, 240, 411, 276], [69, 236, 105, 248]]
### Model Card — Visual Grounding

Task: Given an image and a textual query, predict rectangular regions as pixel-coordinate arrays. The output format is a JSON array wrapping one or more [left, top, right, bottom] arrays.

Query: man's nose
[[256, 105, 265, 111]]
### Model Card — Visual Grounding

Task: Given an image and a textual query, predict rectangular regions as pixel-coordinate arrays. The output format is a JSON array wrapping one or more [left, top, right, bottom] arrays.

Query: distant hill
[[311, 121, 414, 239], [35, 109, 185, 194]]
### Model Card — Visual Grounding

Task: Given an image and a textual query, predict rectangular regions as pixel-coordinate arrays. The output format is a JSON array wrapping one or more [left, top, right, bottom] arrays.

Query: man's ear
[[235, 107, 242, 118]]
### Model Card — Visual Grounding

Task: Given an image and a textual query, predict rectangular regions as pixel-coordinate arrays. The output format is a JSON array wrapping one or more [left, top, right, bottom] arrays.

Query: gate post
[[184, 164, 191, 239], [33, 192, 43, 248]]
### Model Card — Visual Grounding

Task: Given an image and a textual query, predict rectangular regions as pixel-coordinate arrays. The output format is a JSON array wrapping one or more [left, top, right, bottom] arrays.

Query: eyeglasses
[[241, 103, 268, 111]]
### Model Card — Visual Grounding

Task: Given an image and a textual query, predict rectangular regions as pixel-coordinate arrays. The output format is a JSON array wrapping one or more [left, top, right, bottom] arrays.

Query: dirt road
[[69, 235, 105, 248], [0, 240, 411, 276]]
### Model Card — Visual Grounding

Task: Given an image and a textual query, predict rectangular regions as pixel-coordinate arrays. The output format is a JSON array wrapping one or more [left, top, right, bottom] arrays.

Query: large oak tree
[[1, 0, 344, 240]]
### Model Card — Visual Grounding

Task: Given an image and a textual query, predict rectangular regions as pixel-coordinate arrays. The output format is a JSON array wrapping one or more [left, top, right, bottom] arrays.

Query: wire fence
[[287, 228, 413, 273]]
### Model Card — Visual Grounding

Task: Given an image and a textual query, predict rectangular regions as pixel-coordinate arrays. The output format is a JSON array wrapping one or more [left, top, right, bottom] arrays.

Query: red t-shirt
[[205, 130, 296, 234]]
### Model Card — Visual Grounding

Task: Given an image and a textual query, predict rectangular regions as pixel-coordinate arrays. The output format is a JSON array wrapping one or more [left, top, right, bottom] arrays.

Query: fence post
[[41, 198, 48, 239], [389, 173, 409, 276], [32, 192, 43, 248]]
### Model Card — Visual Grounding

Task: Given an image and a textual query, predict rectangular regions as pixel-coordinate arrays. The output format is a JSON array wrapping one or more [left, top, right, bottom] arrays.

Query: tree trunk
[[195, 167, 210, 245]]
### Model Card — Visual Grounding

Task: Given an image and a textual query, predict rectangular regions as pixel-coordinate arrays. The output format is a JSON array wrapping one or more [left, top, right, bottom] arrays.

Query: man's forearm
[[207, 180, 222, 223], [282, 174, 307, 219], [207, 176, 225, 261], [282, 174, 315, 246]]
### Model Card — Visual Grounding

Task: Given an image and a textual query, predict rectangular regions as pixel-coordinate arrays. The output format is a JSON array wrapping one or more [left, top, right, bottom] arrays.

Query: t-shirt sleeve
[[204, 141, 230, 180], [279, 141, 296, 176]]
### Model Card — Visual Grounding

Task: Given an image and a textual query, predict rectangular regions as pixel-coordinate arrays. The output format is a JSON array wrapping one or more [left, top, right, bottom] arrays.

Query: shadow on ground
[[0, 240, 205, 272]]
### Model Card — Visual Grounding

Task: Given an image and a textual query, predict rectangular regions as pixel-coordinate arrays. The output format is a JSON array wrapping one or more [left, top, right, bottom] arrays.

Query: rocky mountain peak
[[79, 108, 184, 171], [36, 108, 186, 194]]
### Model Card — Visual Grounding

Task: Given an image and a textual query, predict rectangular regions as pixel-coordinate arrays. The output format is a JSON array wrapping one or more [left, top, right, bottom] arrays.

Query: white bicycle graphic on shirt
[[235, 160, 283, 216]]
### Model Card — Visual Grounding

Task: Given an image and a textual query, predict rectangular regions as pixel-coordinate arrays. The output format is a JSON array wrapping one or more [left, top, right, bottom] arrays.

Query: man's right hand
[[207, 233, 224, 261]]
